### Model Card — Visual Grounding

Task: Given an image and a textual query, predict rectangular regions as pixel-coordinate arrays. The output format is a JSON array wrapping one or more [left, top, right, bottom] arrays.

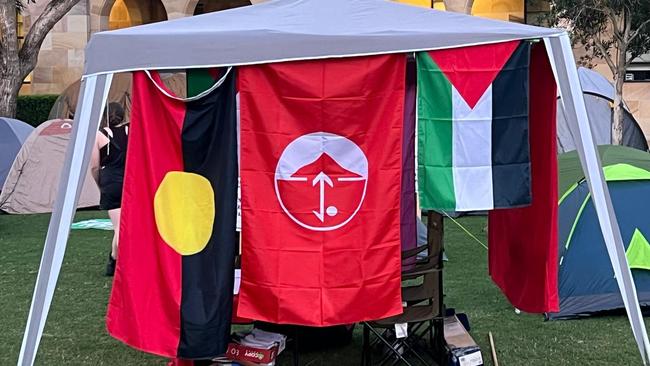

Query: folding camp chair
[[362, 276, 443, 366], [361, 211, 446, 366]]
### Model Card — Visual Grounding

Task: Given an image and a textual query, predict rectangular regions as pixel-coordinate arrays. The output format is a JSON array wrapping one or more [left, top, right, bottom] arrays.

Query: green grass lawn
[[0, 212, 646, 365]]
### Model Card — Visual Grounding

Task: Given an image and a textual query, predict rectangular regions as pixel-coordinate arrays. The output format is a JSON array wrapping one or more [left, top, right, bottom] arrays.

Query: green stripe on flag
[[187, 68, 217, 98], [417, 52, 454, 210]]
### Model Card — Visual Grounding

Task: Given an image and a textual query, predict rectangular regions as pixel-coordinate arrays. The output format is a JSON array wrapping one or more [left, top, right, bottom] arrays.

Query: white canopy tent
[[17, 0, 650, 364]]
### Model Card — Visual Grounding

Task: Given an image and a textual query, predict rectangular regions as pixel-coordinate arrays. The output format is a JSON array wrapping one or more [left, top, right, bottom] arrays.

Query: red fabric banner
[[238, 55, 406, 326], [107, 71, 184, 356], [488, 42, 559, 313], [107, 70, 239, 358]]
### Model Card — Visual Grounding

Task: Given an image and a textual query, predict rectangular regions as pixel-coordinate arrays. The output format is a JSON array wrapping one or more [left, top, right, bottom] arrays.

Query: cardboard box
[[226, 342, 278, 364], [444, 315, 483, 366]]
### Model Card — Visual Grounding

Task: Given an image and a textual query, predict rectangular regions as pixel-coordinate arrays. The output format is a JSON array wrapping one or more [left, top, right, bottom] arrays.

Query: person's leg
[[108, 208, 121, 259], [106, 208, 121, 276]]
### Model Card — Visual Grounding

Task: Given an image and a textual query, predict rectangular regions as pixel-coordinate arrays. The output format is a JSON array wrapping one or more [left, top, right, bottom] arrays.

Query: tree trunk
[[0, 75, 22, 117], [611, 68, 626, 145], [0, 37, 23, 118], [0, 0, 20, 118]]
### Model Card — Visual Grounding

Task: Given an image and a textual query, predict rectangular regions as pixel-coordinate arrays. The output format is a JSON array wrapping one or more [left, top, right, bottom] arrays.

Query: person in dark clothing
[[91, 102, 129, 276]]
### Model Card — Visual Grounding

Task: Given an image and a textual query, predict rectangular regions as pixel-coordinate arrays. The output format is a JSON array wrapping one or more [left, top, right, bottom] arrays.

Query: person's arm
[[90, 136, 100, 185], [91, 132, 109, 185]]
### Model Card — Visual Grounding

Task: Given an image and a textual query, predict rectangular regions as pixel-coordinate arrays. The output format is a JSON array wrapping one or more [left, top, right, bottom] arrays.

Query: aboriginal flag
[[238, 55, 405, 326], [106, 69, 238, 359]]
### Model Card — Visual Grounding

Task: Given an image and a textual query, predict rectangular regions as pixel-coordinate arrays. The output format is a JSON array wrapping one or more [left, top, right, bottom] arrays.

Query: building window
[[625, 69, 650, 82], [525, 0, 550, 26], [471, 0, 524, 21], [193, 0, 251, 15], [109, 0, 168, 30], [626, 55, 650, 82]]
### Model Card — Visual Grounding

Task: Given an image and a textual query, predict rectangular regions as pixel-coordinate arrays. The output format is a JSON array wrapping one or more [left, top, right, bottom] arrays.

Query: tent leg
[[17, 73, 113, 366], [545, 34, 650, 365]]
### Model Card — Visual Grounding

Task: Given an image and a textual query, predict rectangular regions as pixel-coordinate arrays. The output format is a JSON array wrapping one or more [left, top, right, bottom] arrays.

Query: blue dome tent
[[0, 118, 33, 188], [550, 146, 650, 319]]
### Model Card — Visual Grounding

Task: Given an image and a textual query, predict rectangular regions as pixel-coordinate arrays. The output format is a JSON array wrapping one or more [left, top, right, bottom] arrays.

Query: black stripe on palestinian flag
[[491, 41, 531, 208], [177, 70, 238, 358]]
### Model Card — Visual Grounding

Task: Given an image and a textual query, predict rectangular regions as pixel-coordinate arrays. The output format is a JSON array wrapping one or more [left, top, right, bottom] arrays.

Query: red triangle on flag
[[427, 41, 520, 109]]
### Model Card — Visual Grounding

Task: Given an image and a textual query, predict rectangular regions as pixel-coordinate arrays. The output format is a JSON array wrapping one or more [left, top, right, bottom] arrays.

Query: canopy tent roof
[[84, 0, 563, 75]]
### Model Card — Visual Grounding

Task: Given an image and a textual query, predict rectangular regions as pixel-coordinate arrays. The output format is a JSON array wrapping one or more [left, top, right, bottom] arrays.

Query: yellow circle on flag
[[154, 171, 215, 256]]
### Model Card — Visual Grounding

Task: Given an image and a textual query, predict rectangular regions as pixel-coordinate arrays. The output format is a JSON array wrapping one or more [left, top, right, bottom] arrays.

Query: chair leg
[[396, 334, 430, 366], [362, 323, 367, 366], [293, 328, 300, 366], [379, 338, 404, 366], [434, 319, 447, 366], [370, 328, 395, 366], [408, 322, 434, 359], [429, 320, 434, 349], [366, 325, 414, 366], [363, 322, 371, 366]]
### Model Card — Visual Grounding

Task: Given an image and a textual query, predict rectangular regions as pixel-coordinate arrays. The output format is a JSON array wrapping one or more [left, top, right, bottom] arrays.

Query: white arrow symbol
[[312, 172, 334, 222]]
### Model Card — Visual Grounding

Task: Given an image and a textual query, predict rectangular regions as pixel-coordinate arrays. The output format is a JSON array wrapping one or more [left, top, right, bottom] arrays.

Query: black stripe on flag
[[491, 42, 532, 208], [178, 70, 239, 358]]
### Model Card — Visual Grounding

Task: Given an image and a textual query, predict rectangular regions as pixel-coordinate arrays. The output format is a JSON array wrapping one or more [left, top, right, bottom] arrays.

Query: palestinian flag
[[238, 55, 405, 326], [106, 69, 238, 359], [417, 40, 531, 211]]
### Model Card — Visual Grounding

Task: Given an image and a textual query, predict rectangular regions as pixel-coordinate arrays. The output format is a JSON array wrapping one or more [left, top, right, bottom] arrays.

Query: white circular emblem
[[274, 132, 368, 232]]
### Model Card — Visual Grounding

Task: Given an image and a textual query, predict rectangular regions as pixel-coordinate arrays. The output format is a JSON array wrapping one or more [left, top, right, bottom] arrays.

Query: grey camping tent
[[557, 67, 648, 153], [17, 1, 650, 365], [0, 119, 99, 214], [0, 118, 33, 188], [47, 72, 187, 121]]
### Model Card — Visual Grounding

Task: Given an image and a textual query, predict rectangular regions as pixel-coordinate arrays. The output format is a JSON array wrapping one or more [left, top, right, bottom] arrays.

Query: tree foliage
[[16, 93, 58, 126], [15, 0, 34, 12], [549, 0, 650, 144], [550, 0, 650, 67], [0, 0, 80, 118]]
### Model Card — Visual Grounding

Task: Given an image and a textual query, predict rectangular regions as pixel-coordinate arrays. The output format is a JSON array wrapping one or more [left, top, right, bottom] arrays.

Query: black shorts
[[99, 171, 123, 210]]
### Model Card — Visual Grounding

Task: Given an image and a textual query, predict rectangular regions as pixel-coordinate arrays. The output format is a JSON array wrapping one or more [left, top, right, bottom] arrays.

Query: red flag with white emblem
[[238, 55, 405, 326]]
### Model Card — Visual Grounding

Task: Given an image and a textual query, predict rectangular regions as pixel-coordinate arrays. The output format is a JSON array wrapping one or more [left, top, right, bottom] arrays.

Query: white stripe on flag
[[452, 85, 494, 211]]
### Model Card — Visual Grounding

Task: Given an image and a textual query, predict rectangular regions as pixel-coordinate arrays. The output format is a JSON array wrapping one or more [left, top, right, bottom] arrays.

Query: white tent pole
[[545, 33, 650, 365], [17, 73, 113, 366]]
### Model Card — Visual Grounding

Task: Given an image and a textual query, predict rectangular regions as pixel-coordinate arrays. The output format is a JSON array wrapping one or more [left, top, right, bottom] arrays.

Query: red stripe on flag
[[106, 71, 187, 356], [427, 40, 520, 108], [238, 55, 405, 326], [488, 42, 559, 313]]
